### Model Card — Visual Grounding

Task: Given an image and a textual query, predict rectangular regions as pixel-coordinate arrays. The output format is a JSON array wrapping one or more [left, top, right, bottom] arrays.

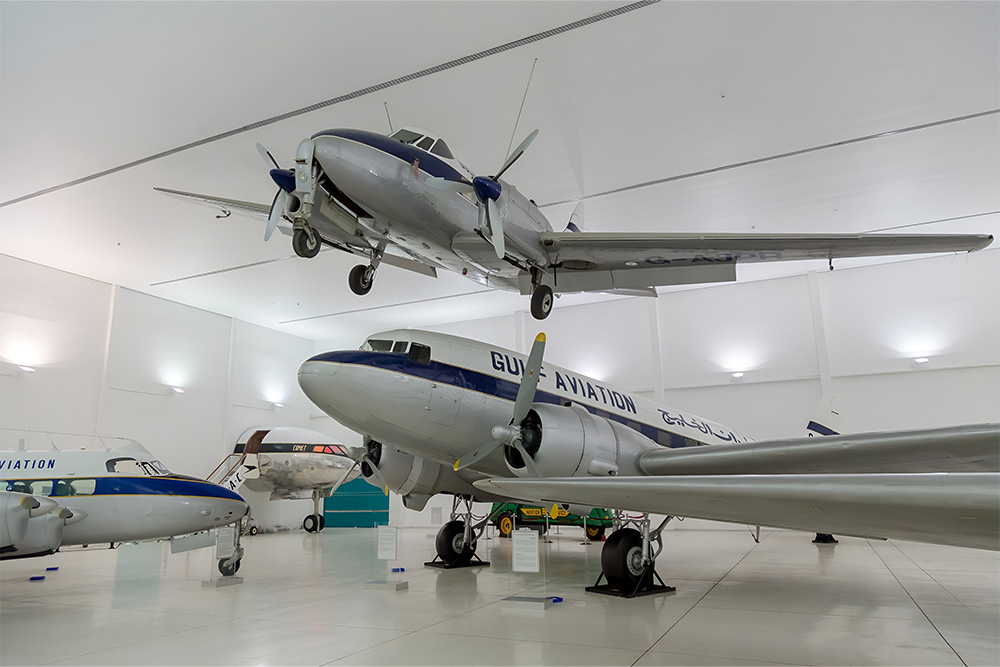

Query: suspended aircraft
[[156, 127, 993, 319], [1, 440, 249, 573], [297, 329, 999, 594], [208, 426, 360, 533]]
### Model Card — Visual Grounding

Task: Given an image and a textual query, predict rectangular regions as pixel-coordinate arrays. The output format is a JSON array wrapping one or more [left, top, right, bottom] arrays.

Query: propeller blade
[[326, 458, 361, 495], [494, 129, 538, 180], [265, 189, 288, 241], [453, 439, 503, 472], [512, 333, 546, 425], [426, 177, 474, 193], [256, 142, 279, 169], [487, 198, 505, 259], [511, 438, 541, 477], [361, 454, 389, 494]]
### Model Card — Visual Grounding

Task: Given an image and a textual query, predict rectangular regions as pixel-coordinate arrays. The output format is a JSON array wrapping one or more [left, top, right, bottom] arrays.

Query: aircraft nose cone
[[472, 176, 502, 204]]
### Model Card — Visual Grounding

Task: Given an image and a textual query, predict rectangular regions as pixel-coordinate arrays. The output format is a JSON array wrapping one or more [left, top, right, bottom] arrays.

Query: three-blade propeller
[[327, 445, 390, 496], [454, 332, 545, 476], [427, 129, 538, 260]]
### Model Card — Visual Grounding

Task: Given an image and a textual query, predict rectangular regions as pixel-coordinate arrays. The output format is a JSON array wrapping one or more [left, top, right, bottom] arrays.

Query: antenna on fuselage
[[504, 58, 538, 160], [384, 102, 394, 133]]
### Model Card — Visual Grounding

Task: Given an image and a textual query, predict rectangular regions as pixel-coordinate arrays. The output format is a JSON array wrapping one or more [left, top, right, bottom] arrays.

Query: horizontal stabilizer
[[474, 472, 1000, 550]]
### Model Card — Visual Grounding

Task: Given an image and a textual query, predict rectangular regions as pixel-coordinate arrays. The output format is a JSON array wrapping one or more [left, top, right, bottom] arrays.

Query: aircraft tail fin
[[806, 394, 841, 437], [565, 201, 585, 232]]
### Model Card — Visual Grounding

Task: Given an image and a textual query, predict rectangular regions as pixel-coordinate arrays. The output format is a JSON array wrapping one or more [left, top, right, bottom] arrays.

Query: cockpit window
[[416, 136, 434, 151], [407, 343, 432, 365], [430, 139, 453, 159], [105, 457, 169, 476], [392, 341, 409, 353], [362, 339, 393, 352], [390, 129, 423, 144]]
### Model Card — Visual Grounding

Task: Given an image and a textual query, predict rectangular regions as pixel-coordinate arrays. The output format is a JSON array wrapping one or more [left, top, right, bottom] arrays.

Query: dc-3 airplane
[[297, 329, 999, 594], [208, 426, 359, 533], [156, 127, 994, 319], [1, 440, 249, 573]]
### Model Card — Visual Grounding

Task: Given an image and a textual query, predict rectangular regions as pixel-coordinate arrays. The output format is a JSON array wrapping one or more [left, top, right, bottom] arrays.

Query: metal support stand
[[585, 513, 676, 599]]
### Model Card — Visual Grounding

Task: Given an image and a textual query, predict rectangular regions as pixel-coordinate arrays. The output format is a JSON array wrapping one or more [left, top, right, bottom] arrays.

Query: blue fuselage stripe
[[311, 129, 465, 181], [308, 351, 704, 448]]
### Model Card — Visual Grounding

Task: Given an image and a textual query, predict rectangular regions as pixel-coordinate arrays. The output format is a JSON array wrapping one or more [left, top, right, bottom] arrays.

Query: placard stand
[[502, 528, 558, 612], [203, 526, 243, 587], [367, 525, 408, 591]]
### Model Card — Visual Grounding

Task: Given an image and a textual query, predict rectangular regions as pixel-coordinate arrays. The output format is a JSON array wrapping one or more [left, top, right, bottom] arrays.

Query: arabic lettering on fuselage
[[658, 409, 749, 444], [489, 351, 637, 415], [0, 458, 56, 471]]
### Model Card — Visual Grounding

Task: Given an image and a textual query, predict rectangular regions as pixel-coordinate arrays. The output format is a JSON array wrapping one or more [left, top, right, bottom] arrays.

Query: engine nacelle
[[504, 403, 656, 478], [360, 441, 500, 510], [1, 492, 65, 559]]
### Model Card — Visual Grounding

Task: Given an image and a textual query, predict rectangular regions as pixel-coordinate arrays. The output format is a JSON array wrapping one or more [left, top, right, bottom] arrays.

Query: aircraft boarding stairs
[[207, 431, 263, 493]]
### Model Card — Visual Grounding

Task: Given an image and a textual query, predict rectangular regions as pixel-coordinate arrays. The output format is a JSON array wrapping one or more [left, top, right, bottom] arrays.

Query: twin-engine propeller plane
[[1, 440, 249, 573], [156, 127, 993, 319], [297, 329, 999, 594]]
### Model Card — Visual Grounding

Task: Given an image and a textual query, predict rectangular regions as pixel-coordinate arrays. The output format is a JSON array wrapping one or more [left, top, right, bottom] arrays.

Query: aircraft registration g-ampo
[[156, 127, 994, 319], [1, 440, 249, 573], [297, 329, 999, 593]]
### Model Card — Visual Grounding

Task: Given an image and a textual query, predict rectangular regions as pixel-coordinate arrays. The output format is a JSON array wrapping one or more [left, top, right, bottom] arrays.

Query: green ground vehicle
[[492, 502, 614, 541]]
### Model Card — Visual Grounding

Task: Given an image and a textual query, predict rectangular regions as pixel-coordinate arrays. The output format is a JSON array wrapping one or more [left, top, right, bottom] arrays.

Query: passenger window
[[417, 136, 434, 151], [407, 343, 431, 365], [70, 479, 96, 495], [392, 341, 409, 353], [7, 480, 32, 494], [430, 139, 453, 159], [53, 480, 75, 496]]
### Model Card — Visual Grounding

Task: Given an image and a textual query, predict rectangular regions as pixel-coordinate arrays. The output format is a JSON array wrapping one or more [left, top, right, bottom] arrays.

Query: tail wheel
[[292, 227, 321, 258], [349, 264, 375, 295], [586, 524, 606, 541], [601, 528, 648, 591], [435, 520, 476, 566], [497, 512, 515, 538]]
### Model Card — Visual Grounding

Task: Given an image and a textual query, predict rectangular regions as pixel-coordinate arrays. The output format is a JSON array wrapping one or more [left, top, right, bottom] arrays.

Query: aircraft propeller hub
[[491, 424, 517, 442], [269, 168, 296, 192], [471, 176, 501, 204]]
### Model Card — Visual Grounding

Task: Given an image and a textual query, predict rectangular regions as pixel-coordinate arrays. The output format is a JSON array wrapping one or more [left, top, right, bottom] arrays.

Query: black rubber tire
[[435, 520, 476, 566], [586, 524, 606, 541], [218, 558, 239, 577], [303, 514, 320, 533], [497, 512, 515, 538], [601, 528, 647, 592], [349, 264, 375, 295], [292, 227, 321, 258], [248, 525, 259, 536], [319, 515, 326, 531], [530, 284, 553, 320]]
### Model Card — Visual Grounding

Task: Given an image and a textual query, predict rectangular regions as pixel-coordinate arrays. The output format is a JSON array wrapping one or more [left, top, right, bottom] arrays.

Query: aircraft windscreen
[[390, 129, 423, 144], [362, 339, 393, 352], [430, 139, 453, 159]]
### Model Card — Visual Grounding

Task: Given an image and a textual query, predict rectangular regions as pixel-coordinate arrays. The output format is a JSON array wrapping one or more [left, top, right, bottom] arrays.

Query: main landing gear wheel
[[218, 558, 241, 577], [497, 512, 515, 538], [435, 520, 476, 567], [530, 284, 553, 320], [349, 264, 375, 295], [601, 528, 647, 591], [586, 524, 606, 541], [303, 513, 325, 533], [292, 227, 321, 258]]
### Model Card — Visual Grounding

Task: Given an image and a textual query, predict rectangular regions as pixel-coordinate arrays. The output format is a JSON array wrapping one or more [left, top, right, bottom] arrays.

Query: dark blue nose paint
[[472, 176, 502, 204], [270, 169, 296, 192]]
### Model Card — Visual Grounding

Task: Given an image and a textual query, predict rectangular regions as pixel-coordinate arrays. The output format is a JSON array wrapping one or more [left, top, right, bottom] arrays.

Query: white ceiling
[[1, 1, 997, 341]]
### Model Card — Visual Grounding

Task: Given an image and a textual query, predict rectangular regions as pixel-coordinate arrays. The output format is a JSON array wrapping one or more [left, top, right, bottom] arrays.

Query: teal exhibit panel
[[324, 478, 389, 527]]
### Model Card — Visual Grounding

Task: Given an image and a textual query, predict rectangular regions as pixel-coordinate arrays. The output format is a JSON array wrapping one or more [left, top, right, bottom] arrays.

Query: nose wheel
[[530, 284, 553, 320], [292, 227, 321, 258], [349, 264, 376, 295]]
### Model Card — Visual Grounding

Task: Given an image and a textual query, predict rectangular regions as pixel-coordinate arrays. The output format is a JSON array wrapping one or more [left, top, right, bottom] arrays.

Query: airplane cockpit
[[361, 336, 432, 365], [389, 128, 455, 160], [105, 456, 171, 476]]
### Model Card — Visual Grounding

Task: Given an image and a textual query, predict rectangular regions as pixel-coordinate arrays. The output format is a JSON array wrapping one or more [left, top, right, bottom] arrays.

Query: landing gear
[[217, 515, 248, 577], [585, 524, 606, 541], [218, 558, 241, 577], [303, 513, 325, 533], [530, 284, 553, 320], [303, 488, 327, 533], [497, 511, 515, 538], [587, 513, 674, 598], [427, 496, 493, 569], [292, 226, 321, 258], [348, 242, 386, 296]]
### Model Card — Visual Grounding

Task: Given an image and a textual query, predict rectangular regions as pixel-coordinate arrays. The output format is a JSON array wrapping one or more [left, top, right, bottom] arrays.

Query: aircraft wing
[[637, 423, 1000, 475], [474, 472, 1000, 550], [523, 231, 994, 294], [154, 187, 271, 221]]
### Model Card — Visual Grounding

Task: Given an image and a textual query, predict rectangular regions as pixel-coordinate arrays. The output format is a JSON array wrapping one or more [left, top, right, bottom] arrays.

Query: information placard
[[216, 526, 235, 559], [377, 525, 397, 561], [511, 528, 540, 573]]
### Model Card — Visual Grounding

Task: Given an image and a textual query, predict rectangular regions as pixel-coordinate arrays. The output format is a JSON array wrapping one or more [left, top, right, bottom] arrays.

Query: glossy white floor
[[1, 524, 997, 666]]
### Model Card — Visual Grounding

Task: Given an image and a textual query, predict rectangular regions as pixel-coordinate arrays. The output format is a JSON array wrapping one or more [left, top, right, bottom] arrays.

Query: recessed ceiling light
[[272, 402, 284, 409], [17, 365, 36, 373], [170, 387, 185, 394], [914, 357, 929, 364], [732, 372, 744, 378]]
